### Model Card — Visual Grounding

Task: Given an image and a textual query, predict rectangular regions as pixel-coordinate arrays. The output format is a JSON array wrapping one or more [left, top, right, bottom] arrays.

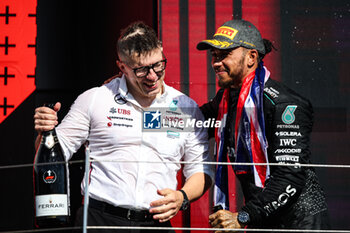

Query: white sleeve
[[182, 103, 215, 183], [56, 87, 98, 161]]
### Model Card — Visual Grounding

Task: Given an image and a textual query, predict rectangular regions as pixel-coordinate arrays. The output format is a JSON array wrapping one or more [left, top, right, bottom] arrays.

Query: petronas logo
[[282, 105, 297, 124]]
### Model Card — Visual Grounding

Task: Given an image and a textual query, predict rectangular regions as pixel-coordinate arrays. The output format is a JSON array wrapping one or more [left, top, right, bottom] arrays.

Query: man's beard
[[218, 77, 234, 88], [217, 61, 245, 88]]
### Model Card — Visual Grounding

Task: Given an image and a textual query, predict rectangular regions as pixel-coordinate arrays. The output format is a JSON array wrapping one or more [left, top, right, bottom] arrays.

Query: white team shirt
[[56, 75, 214, 210]]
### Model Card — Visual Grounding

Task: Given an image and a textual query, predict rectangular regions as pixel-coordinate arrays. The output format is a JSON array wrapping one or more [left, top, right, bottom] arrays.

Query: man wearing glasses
[[34, 22, 214, 232]]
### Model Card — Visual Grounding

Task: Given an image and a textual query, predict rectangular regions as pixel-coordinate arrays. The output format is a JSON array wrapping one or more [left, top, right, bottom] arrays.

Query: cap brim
[[196, 41, 214, 50], [196, 39, 239, 51]]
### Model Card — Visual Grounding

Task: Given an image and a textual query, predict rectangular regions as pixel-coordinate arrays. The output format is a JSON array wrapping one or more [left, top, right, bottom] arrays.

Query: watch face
[[238, 211, 250, 224], [181, 199, 190, 210]]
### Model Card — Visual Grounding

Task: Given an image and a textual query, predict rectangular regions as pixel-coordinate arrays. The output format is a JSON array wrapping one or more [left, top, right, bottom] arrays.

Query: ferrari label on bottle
[[35, 194, 68, 217]]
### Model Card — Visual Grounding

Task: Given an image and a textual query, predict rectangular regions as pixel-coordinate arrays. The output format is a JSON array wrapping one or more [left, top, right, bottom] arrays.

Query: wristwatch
[[237, 211, 250, 225], [178, 189, 190, 210]]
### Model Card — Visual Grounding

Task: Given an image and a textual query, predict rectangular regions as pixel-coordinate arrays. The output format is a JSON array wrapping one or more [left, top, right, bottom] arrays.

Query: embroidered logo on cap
[[214, 26, 238, 40], [202, 40, 233, 49]]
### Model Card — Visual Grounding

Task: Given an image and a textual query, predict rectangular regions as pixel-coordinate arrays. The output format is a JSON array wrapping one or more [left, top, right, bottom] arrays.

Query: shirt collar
[[118, 74, 169, 107], [118, 74, 129, 99], [156, 81, 169, 103]]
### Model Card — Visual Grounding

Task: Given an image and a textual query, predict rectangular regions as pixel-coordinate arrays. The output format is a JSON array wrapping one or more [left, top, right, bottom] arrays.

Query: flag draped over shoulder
[[213, 88, 230, 210], [214, 62, 270, 209]]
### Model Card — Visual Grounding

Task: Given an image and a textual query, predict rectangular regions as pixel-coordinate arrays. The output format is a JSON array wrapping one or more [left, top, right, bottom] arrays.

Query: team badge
[[143, 110, 161, 129], [169, 100, 178, 111], [282, 105, 297, 124], [114, 93, 127, 105]]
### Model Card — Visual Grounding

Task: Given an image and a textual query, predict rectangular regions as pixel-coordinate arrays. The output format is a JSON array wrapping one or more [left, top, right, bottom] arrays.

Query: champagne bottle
[[33, 103, 70, 228]]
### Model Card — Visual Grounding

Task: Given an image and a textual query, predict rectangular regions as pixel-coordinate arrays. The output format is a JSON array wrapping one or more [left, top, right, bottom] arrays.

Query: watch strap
[[179, 189, 189, 210]]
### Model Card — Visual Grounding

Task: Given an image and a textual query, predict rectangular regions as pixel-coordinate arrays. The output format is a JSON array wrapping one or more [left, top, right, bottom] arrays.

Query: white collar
[[117, 74, 169, 107]]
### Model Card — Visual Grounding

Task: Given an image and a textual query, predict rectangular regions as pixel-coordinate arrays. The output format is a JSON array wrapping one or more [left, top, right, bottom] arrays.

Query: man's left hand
[[209, 210, 244, 233], [149, 189, 183, 222]]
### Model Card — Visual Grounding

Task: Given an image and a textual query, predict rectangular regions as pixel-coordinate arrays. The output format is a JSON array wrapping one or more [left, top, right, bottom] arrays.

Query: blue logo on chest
[[143, 110, 161, 129]]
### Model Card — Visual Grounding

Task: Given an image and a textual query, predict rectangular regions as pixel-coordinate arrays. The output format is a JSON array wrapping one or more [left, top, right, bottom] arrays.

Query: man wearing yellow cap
[[198, 19, 330, 232]]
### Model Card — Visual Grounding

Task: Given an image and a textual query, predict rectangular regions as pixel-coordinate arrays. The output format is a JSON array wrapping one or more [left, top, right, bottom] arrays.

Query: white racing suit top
[[56, 75, 214, 210]]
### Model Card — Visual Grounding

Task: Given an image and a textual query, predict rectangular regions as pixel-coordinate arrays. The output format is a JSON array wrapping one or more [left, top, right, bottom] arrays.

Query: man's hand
[[209, 210, 244, 233], [34, 102, 61, 133], [34, 102, 61, 150], [149, 189, 184, 222]]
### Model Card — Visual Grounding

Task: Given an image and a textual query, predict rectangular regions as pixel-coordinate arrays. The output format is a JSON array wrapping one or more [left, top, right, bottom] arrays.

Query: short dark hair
[[117, 21, 162, 63]]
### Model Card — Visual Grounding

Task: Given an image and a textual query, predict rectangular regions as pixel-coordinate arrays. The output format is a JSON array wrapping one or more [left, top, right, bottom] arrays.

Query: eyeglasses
[[129, 59, 167, 78]]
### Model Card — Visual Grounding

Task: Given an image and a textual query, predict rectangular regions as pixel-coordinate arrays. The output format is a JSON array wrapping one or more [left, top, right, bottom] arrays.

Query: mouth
[[143, 81, 158, 89], [215, 69, 228, 75]]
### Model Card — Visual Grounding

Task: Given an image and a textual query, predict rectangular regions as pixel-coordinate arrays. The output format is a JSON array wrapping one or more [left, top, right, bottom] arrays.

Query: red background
[[0, 0, 349, 231]]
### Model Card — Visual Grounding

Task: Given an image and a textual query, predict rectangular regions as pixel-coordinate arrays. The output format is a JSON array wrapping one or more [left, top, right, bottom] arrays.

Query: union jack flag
[[235, 62, 270, 187], [214, 62, 270, 210]]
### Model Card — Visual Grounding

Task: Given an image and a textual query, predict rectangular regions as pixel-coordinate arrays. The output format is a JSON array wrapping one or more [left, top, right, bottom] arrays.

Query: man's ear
[[247, 49, 258, 68], [116, 60, 126, 73]]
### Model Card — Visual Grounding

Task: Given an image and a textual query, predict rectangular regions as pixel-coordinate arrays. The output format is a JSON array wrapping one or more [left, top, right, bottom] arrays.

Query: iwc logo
[[43, 170, 57, 184]]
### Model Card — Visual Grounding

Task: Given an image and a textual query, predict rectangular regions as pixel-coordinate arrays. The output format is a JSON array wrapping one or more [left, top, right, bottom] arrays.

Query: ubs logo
[[114, 94, 127, 105]]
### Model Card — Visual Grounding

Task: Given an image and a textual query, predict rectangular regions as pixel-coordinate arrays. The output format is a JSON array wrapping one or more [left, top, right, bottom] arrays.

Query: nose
[[212, 58, 222, 70], [145, 68, 159, 81]]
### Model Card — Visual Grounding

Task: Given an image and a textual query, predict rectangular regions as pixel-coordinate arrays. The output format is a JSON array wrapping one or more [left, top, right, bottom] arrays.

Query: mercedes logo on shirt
[[114, 93, 127, 105]]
